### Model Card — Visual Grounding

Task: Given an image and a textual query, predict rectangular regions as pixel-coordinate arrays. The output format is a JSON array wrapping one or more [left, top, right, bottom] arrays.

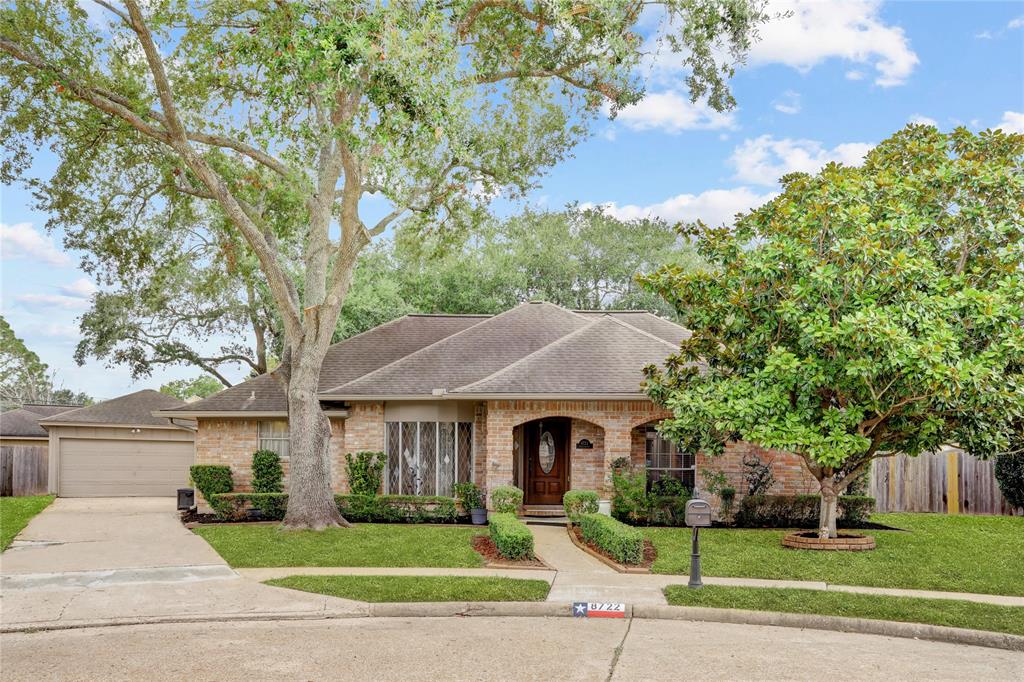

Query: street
[[2, 616, 1020, 681]]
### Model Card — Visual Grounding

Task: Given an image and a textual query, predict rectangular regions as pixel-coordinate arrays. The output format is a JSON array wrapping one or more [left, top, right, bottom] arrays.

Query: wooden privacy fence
[[0, 445, 48, 497], [870, 448, 1014, 515]]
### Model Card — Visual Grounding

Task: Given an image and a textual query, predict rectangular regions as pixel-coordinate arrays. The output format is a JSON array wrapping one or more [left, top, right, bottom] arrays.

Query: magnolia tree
[[641, 126, 1024, 538], [0, 0, 768, 529]]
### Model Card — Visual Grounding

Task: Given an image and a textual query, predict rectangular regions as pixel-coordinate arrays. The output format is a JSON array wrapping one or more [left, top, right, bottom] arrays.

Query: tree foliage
[[641, 125, 1024, 536], [159, 375, 225, 401], [0, 315, 92, 409]]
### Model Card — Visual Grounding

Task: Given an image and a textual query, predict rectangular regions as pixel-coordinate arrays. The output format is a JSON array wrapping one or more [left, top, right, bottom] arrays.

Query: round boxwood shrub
[[563, 490, 599, 522], [994, 451, 1024, 512], [190, 465, 233, 501], [491, 485, 524, 514], [251, 450, 283, 493]]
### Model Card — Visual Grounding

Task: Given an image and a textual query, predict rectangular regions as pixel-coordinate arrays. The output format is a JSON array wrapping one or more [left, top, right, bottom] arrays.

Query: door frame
[[522, 417, 571, 505]]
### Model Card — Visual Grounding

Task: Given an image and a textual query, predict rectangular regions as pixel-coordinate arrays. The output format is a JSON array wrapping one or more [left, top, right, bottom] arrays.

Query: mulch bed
[[571, 526, 656, 571], [472, 535, 550, 569]]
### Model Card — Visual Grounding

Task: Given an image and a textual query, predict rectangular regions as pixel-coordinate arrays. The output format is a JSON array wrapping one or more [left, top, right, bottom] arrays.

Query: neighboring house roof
[[38, 390, 187, 428], [1, 404, 82, 438], [158, 303, 689, 413]]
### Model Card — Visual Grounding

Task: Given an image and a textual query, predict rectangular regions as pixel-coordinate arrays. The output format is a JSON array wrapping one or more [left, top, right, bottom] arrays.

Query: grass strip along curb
[[265, 575, 550, 602], [664, 585, 1024, 637], [0, 495, 54, 551]]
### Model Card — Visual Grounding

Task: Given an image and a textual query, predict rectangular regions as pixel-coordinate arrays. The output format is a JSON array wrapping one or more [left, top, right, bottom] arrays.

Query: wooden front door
[[525, 418, 569, 505]]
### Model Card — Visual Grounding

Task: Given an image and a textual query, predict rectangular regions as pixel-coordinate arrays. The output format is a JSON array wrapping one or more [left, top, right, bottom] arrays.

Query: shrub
[[719, 487, 736, 522], [577, 513, 644, 565], [563, 490, 599, 521], [734, 494, 876, 529], [994, 452, 1024, 511], [206, 493, 459, 523], [251, 450, 283, 493], [491, 485, 523, 514], [488, 512, 534, 560], [190, 465, 233, 501], [610, 463, 692, 526], [454, 482, 484, 512], [345, 451, 385, 496]]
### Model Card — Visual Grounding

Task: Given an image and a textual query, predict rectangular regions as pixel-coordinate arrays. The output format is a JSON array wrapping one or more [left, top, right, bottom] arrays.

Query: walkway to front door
[[522, 417, 569, 505]]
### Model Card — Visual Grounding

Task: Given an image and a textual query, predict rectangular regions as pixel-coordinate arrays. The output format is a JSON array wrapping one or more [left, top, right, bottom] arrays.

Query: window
[[645, 427, 694, 491], [258, 420, 290, 459], [385, 421, 473, 496]]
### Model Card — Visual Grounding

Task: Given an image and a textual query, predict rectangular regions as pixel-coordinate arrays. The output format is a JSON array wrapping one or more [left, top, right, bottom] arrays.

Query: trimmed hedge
[[578, 513, 644, 565], [207, 493, 458, 524], [345, 451, 385, 496], [190, 465, 233, 501], [491, 485, 524, 514], [994, 451, 1024, 511], [563, 490, 599, 521], [488, 512, 534, 560], [734, 494, 876, 529], [251, 451, 283, 493]]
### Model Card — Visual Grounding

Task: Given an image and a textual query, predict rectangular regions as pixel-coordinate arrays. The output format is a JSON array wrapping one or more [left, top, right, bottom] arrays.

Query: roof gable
[[38, 390, 186, 427]]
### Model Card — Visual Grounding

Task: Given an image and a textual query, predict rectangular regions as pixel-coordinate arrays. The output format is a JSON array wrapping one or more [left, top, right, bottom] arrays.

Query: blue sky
[[2, 0, 1023, 400]]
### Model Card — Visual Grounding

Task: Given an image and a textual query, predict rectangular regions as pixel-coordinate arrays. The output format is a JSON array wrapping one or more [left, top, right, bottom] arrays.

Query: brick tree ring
[[781, 531, 876, 551]]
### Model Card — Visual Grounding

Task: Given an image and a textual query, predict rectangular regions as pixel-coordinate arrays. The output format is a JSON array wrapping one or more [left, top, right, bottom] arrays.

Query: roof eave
[[152, 409, 350, 419], [317, 392, 651, 401]]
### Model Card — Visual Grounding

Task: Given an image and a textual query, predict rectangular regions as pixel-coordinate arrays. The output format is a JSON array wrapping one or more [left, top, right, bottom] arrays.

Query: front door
[[525, 418, 569, 505]]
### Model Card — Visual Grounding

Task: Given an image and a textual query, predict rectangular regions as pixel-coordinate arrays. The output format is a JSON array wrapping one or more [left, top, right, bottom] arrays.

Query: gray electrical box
[[684, 499, 712, 527]]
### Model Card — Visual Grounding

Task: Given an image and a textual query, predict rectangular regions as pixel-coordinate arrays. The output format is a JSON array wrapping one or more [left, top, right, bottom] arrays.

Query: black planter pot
[[470, 508, 488, 525]]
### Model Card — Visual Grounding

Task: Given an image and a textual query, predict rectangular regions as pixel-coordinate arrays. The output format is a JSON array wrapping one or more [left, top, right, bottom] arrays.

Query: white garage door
[[58, 438, 194, 497]]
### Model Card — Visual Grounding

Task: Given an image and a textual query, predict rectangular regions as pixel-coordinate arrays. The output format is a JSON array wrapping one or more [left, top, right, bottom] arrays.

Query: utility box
[[685, 499, 712, 527], [177, 487, 196, 511]]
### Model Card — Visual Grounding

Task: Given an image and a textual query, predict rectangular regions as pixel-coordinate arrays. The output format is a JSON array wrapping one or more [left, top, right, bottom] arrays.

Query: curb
[[4, 603, 1022, 652]]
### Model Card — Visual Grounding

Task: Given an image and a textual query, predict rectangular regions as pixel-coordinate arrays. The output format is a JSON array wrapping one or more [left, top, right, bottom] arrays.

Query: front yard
[[664, 585, 1024, 636], [646, 513, 1024, 596], [0, 495, 54, 551], [266, 575, 550, 602], [193, 523, 485, 568]]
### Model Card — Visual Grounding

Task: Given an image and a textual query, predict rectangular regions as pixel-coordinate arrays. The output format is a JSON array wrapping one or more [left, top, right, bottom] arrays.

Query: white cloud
[[612, 91, 736, 134], [845, 70, 865, 81], [59, 277, 97, 299], [0, 222, 71, 267], [974, 30, 993, 40], [731, 135, 874, 186], [1009, 16, 1024, 29], [749, 0, 919, 87], [772, 90, 801, 115], [909, 114, 938, 127], [582, 187, 777, 229], [15, 293, 90, 310], [995, 111, 1024, 134]]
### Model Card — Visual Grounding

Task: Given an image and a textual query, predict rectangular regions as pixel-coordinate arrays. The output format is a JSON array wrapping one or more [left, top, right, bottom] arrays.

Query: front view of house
[[159, 302, 816, 509]]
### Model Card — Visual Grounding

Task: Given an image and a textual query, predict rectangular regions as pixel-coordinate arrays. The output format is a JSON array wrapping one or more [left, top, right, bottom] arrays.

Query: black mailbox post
[[684, 499, 712, 589]]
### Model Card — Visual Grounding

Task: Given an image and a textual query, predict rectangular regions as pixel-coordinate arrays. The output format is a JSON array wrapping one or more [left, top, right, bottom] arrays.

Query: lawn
[[645, 513, 1024, 596], [193, 523, 485, 568], [0, 495, 54, 551], [266, 575, 551, 602], [663, 585, 1024, 636]]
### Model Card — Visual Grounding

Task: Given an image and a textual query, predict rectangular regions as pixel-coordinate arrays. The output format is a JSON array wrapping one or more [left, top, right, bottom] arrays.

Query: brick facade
[[195, 397, 819, 508]]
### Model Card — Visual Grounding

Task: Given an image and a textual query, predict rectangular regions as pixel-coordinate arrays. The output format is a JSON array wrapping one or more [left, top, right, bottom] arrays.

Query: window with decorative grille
[[384, 421, 473, 496], [645, 427, 695, 490], [257, 420, 290, 459]]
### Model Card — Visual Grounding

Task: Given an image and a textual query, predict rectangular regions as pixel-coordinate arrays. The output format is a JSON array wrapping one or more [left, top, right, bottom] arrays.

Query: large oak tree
[[1, 0, 768, 528]]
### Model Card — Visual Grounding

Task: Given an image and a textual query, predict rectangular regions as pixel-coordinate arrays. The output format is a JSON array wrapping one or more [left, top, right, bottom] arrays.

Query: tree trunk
[[281, 351, 349, 530], [818, 481, 838, 539]]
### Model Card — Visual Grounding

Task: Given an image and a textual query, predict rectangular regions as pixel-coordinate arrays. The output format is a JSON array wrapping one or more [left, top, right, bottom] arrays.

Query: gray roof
[[166, 313, 490, 414], [451, 316, 679, 396], [160, 303, 689, 411], [38, 390, 186, 427], [1, 404, 82, 438]]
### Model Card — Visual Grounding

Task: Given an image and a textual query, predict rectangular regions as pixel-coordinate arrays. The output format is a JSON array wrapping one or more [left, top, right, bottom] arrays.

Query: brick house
[[158, 302, 817, 510]]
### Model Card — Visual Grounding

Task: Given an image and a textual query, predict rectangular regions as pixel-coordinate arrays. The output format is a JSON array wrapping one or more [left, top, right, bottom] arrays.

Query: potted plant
[[454, 482, 487, 525]]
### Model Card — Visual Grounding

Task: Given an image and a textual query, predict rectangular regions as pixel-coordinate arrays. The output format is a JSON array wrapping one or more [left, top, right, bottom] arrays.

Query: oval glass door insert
[[539, 431, 555, 473]]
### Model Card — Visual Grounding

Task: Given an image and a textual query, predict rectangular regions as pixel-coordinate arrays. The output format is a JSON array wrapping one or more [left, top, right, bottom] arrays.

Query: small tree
[[642, 125, 1024, 538], [252, 450, 284, 493]]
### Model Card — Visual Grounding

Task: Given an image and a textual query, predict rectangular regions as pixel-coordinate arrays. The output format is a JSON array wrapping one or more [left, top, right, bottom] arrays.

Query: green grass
[[0, 495, 54, 551], [193, 523, 485, 568], [645, 513, 1024, 596], [663, 585, 1024, 636], [266, 575, 551, 602]]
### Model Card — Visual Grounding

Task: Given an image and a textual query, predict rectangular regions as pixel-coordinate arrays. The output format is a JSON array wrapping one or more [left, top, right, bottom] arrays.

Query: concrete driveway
[[1, 497, 365, 630], [2, 497, 225, 574]]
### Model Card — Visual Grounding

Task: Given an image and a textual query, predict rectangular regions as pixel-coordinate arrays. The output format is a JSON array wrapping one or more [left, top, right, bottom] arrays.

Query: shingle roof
[[573, 310, 691, 345], [38, 390, 186, 427], [323, 302, 592, 397], [166, 313, 490, 413], [451, 315, 679, 396], [1, 408, 51, 438], [22, 404, 84, 418]]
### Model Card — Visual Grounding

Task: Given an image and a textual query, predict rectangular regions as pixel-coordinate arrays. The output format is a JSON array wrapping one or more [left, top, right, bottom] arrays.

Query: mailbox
[[684, 499, 712, 527]]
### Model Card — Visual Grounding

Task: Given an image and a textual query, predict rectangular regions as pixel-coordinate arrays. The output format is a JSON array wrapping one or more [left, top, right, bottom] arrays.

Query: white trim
[[39, 421, 184, 430]]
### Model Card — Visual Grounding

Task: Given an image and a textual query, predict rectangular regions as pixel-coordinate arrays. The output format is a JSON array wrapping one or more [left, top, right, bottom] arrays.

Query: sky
[[1, 0, 1023, 401]]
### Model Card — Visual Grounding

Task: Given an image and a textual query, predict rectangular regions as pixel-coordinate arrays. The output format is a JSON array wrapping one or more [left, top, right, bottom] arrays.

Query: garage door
[[58, 438, 194, 497]]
